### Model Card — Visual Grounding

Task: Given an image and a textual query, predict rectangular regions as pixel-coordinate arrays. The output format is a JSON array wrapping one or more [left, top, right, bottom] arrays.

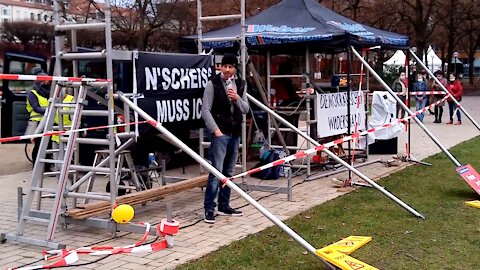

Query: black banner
[[134, 52, 213, 129]]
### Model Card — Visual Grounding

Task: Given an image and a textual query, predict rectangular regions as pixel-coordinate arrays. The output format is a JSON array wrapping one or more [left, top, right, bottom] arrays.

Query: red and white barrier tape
[[9, 219, 180, 269], [221, 95, 450, 183], [7, 251, 79, 270], [43, 220, 179, 258], [407, 91, 446, 95], [0, 121, 148, 143], [0, 73, 110, 83]]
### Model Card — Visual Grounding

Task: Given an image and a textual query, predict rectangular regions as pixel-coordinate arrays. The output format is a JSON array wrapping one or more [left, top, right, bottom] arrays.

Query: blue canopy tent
[[183, 0, 411, 178], [182, 0, 409, 52]]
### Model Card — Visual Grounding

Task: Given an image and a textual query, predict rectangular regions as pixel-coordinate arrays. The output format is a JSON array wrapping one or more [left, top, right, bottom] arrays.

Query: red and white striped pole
[[405, 51, 410, 157], [350, 49, 366, 167], [0, 73, 111, 83]]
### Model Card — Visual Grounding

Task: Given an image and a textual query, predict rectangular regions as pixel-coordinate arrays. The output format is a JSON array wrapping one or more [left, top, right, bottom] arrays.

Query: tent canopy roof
[[425, 46, 442, 65], [183, 0, 409, 52], [384, 50, 406, 66]]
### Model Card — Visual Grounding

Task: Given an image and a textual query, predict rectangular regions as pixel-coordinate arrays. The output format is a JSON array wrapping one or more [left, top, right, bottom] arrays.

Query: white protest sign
[[314, 91, 366, 138]]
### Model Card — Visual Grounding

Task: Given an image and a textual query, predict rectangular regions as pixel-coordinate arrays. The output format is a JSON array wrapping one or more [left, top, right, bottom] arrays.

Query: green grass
[[179, 137, 480, 270]]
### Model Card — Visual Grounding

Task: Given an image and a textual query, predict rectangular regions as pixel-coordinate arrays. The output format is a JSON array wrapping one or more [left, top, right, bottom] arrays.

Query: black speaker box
[[369, 137, 398, 154]]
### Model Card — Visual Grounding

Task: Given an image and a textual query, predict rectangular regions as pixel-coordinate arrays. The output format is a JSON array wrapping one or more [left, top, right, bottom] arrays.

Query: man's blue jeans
[[415, 97, 428, 122], [204, 134, 239, 213]]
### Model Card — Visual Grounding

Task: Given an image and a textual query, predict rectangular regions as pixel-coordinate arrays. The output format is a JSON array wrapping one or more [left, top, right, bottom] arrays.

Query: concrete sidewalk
[[1, 96, 479, 270]]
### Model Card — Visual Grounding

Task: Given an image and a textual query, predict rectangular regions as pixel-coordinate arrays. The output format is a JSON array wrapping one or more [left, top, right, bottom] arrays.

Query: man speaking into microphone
[[201, 53, 249, 224]]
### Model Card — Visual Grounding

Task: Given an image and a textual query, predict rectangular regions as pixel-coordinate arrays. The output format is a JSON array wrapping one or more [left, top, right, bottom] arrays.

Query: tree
[[1, 21, 53, 56], [375, 0, 437, 63], [433, 0, 466, 75], [458, 0, 480, 83], [109, 0, 196, 51]]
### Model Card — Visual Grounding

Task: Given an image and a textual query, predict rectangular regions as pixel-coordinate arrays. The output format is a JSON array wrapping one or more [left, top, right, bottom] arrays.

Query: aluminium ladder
[[1, 82, 108, 249], [196, 0, 247, 173], [0, 0, 122, 248]]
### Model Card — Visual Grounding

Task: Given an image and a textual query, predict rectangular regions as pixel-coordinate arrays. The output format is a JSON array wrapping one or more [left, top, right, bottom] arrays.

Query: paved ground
[[0, 96, 479, 269]]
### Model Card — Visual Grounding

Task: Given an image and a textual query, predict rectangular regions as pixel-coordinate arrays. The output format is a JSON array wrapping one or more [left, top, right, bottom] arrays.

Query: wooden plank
[[67, 175, 208, 219]]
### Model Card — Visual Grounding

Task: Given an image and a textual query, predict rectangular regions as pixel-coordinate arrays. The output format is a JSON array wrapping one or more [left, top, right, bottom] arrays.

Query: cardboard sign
[[456, 164, 480, 196], [316, 248, 378, 270], [464, 201, 480, 209], [324, 236, 372, 255], [314, 91, 366, 138]]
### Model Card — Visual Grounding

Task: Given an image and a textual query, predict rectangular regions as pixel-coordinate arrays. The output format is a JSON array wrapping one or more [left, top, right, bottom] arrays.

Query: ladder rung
[[23, 216, 49, 223], [60, 52, 106, 60], [55, 22, 106, 31], [31, 187, 57, 193], [201, 142, 245, 148], [39, 159, 64, 164], [269, 127, 307, 132], [55, 103, 77, 108], [43, 170, 76, 176], [60, 137, 110, 145], [70, 165, 111, 173], [200, 14, 241, 21], [45, 148, 76, 153], [58, 81, 110, 88], [199, 36, 241, 43], [270, 145, 307, 150], [60, 109, 109, 116], [118, 185, 138, 190]]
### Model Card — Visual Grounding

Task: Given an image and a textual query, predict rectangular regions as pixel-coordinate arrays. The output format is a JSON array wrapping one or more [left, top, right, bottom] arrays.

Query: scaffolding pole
[[247, 93, 425, 219], [115, 92, 334, 268], [409, 49, 480, 132], [351, 47, 462, 167]]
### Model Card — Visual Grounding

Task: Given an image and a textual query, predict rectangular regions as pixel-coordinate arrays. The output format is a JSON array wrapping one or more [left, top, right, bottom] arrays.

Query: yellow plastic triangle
[[316, 248, 379, 270], [324, 236, 373, 255], [465, 200, 480, 209]]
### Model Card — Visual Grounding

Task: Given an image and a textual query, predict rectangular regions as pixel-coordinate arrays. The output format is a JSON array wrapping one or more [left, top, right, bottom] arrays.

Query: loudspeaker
[[369, 137, 398, 154]]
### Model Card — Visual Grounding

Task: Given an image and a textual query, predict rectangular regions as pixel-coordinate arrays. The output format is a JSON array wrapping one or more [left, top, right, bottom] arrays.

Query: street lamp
[[453, 51, 459, 75]]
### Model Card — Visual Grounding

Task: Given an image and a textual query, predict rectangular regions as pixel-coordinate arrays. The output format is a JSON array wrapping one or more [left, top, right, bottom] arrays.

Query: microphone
[[226, 79, 235, 101]]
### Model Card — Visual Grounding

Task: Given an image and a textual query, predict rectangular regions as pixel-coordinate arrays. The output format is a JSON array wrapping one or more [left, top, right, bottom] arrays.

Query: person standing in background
[[25, 67, 50, 166], [431, 71, 447, 123], [446, 73, 463, 125], [413, 74, 428, 122], [391, 72, 407, 118]]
